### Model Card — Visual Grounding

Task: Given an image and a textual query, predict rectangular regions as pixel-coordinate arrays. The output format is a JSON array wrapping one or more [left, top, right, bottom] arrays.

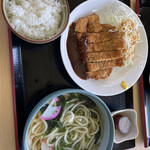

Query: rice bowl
[[2, 0, 70, 43]]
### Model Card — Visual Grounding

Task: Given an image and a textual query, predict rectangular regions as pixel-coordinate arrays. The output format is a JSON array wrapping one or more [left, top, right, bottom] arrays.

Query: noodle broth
[[27, 93, 103, 150]]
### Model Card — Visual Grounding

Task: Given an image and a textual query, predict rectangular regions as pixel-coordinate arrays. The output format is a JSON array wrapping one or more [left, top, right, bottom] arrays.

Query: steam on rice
[[6, 0, 62, 40]]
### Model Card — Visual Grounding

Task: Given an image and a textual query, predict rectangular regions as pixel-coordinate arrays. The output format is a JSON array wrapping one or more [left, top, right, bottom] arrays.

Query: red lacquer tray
[[8, 0, 136, 149]]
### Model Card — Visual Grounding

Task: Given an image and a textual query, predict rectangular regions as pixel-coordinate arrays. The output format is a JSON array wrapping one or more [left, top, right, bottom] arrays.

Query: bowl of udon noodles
[[23, 89, 114, 150]]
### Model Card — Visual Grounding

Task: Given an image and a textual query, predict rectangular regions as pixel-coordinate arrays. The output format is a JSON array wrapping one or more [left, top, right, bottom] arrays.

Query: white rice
[[6, 0, 62, 40]]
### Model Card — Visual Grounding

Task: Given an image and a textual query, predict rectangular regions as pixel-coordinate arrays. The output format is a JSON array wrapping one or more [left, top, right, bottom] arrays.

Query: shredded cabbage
[[95, 1, 141, 66]]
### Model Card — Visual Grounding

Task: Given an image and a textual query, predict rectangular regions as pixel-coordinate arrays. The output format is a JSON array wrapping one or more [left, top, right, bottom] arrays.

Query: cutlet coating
[[75, 17, 88, 33], [87, 32, 122, 43], [87, 58, 124, 72], [87, 38, 125, 52], [87, 68, 112, 80], [87, 13, 102, 32], [76, 33, 84, 40], [71, 13, 127, 80], [101, 24, 117, 32], [87, 51, 123, 62], [75, 14, 103, 33], [87, 13, 100, 24], [87, 23, 102, 32]]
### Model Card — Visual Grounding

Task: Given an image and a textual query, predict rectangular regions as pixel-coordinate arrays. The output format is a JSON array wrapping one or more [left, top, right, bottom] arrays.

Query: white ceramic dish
[[60, 0, 148, 96], [112, 109, 138, 144]]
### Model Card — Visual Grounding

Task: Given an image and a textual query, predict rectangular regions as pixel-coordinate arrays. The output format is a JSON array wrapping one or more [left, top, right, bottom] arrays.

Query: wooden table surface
[[0, 0, 149, 149]]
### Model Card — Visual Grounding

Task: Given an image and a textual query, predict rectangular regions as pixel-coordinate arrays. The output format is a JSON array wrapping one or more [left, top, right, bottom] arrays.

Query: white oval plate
[[60, 0, 148, 96]]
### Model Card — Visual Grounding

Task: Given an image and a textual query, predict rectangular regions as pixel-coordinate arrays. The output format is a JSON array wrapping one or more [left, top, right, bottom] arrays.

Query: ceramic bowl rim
[[22, 89, 114, 150], [1, 0, 70, 44]]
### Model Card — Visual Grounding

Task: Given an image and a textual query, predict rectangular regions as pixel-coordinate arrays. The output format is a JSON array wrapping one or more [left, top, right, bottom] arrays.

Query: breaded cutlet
[[87, 13, 102, 32], [87, 51, 123, 62], [87, 38, 125, 52], [87, 58, 124, 72], [75, 17, 88, 33], [87, 68, 112, 80], [101, 24, 117, 32], [86, 32, 122, 43], [73, 13, 126, 80]]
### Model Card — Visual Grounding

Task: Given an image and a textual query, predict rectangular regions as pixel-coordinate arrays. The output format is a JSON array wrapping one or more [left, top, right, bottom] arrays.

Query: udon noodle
[[27, 94, 103, 150]]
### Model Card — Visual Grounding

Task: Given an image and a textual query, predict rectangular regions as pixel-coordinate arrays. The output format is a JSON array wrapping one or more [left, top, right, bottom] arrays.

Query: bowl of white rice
[[2, 0, 70, 44]]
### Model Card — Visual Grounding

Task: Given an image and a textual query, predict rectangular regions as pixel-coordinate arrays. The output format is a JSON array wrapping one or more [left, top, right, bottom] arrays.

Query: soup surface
[[27, 93, 103, 150]]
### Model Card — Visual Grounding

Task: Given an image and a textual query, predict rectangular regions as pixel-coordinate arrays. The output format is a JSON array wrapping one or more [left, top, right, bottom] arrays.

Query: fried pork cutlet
[[75, 17, 88, 33], [87, 38, 125, 52], [87, 51, 123, 62], [87, 68, 112, 80], [87, 23, 102, 32], [87, 13, 102, 32], [87, 32, 122, 43], [76, 33, 83, 40], [75, 14, 117, 33], [71, 13, 126, 80], [75, 14, 103, 33], [87, 58, 124, 72], [101, 24, 117, 32], [76, 31, 122, 42], [87, 13, 100, 24]]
